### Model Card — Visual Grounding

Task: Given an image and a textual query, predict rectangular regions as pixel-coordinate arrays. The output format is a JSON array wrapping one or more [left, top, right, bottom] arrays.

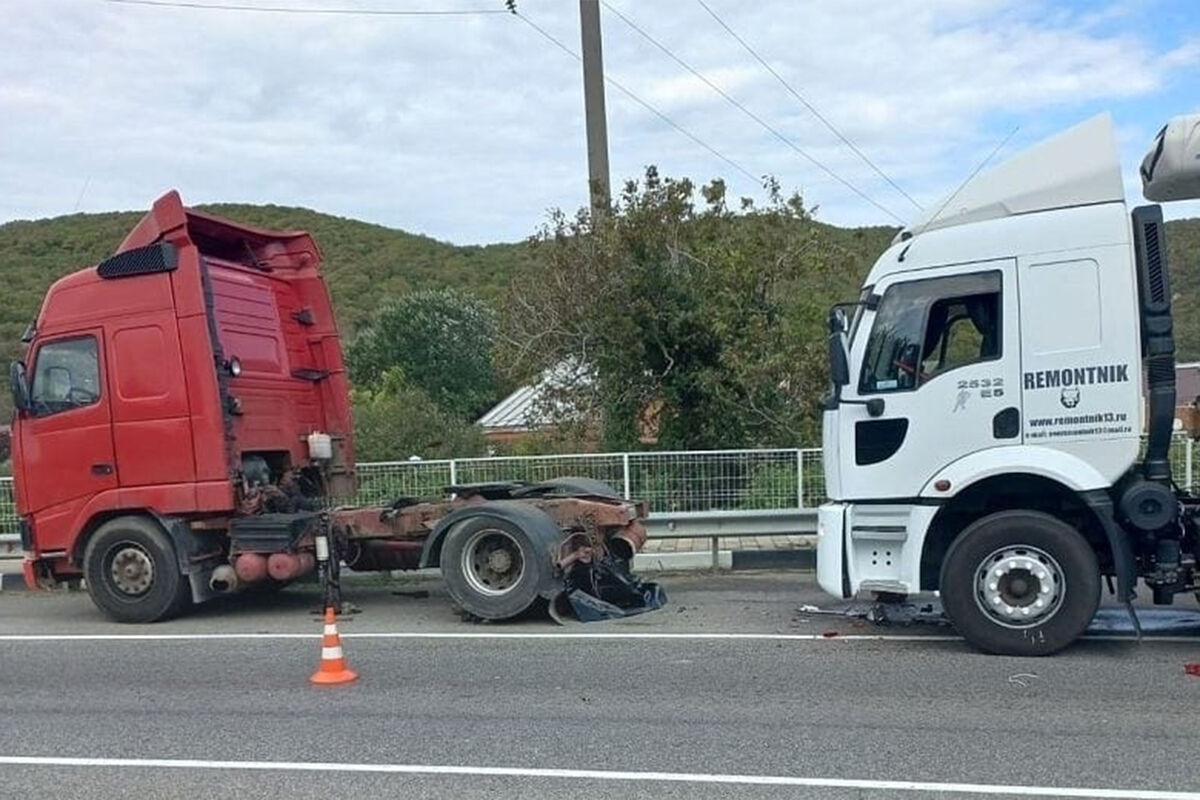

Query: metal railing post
[[796, 449, 804, 508], [622, 453, 631, 499], [449, 459, 458, 487]]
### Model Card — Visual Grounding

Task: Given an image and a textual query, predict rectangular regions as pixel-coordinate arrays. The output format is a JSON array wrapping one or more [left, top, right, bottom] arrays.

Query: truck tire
[[83, 517, 192, 623], [440, 516, 547, 620], [939, 510, 1100, 656]]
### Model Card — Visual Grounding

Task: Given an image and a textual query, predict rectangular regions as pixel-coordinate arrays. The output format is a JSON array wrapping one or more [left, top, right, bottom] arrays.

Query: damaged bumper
[[552, 555, 667, 623]]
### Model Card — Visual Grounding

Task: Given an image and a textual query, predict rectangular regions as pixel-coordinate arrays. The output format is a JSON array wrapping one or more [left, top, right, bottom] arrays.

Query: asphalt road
[[0, 571, 1198, 800]]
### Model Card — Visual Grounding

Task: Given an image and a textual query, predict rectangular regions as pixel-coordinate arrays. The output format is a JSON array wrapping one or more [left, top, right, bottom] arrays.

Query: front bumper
[[816, 501, 937, 599], [816, 503, 849, 599]]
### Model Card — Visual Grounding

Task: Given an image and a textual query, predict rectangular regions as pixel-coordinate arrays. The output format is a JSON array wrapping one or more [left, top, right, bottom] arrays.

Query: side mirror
[[827, 308, 850, 387], [10, 361, 31, 414]]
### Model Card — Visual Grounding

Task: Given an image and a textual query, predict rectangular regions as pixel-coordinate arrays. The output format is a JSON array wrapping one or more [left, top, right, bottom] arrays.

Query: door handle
[[91, 463, 114, 476]]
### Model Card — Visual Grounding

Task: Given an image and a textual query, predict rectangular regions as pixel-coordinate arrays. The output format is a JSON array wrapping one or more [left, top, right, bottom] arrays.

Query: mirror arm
[[837, 397, 886, 417]]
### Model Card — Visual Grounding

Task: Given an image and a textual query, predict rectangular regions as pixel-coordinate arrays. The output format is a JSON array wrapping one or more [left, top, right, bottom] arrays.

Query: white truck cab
[[818, 113, 1200, 655]]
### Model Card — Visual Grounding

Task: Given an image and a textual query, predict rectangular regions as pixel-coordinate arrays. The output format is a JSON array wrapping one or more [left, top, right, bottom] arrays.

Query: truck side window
[[859, 271, 1001, 394], [31, 336, 101, 416]]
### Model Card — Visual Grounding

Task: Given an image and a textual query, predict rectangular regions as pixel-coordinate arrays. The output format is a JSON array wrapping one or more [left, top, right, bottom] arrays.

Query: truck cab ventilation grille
[[97, 242, 178, 279], [1143, 221, 1164, 303]]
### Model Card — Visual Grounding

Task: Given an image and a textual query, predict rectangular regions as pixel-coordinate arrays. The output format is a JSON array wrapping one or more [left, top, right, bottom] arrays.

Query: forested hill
[[0, 204, 539, 347]]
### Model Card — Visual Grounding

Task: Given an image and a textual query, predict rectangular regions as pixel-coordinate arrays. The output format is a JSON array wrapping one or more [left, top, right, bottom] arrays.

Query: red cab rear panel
[[14, 192, 355, 561]]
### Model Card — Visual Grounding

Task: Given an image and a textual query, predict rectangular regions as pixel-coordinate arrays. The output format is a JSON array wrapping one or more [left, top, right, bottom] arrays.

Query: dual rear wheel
[[439, 517, 547, 620]]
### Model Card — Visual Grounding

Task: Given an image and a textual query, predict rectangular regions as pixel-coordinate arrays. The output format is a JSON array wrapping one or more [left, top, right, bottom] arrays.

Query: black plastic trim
[[855, 418, 908, 465], [97, 242, 178, 279], [1079, 489, 1136, 603]]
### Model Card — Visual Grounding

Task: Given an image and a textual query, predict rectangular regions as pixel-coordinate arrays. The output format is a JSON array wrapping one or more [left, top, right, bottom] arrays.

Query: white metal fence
[[355, 448, 828, 513], [3, 437, 1197, 539]]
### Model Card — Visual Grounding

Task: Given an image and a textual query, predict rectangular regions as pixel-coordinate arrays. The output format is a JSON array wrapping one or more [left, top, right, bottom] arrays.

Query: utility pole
[[579, 0, 611, 216]]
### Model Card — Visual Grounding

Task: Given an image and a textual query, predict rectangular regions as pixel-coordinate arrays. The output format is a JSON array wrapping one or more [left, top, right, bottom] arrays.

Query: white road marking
[[0, 631, 961, 642], [0, 755, 1196, 799], [0, 631, 1193, 643]]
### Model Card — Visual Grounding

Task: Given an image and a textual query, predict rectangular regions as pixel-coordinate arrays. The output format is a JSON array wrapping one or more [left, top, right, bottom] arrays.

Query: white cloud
[[0, 0, 1196, 242]]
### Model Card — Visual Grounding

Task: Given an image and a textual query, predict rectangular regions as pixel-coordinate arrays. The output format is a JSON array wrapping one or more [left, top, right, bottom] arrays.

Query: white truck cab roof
[[903, 113, 1125, 240]]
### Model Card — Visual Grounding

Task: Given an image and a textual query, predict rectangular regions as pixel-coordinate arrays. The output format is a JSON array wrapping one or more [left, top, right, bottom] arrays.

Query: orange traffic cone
[[310, 607, 358, 686]]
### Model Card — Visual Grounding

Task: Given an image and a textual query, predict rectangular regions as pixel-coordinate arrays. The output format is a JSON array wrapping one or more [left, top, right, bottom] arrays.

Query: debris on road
[[549, 556, 666, 623], [1007, 673, 1040, 688], [794, 600, 1200, 636], [1087, 607, 1200, 636], [793, 599, 950, 627]]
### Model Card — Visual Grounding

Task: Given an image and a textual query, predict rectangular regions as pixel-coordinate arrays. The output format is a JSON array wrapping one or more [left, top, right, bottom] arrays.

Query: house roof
[[476, 384, 545, 432], [476, 361, 588, 432]]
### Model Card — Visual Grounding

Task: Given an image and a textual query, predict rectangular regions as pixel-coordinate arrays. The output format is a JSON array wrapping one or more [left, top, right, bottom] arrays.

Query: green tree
[[499, 168, 885, 450], [351, 368, 488, 462], [348, 288, 499, 420]]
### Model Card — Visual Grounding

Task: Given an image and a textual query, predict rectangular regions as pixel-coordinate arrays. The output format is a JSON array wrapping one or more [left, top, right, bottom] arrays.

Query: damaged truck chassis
[[11, 193, 663, 624]]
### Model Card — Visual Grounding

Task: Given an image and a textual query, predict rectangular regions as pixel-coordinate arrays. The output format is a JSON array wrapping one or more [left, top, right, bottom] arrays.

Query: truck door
[[837, 260, 1021, 500], [17, 332, 117, 516], [107, 314, 196, 488]]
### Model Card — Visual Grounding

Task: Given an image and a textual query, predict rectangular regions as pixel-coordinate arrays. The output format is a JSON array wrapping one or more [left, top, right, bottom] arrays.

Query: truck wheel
[[83, 517, 192, 623], [939, 510, 1100, 656], [440, 517, 545, 620]]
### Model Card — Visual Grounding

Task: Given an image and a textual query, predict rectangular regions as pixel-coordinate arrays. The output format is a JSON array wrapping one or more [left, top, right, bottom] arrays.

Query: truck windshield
[[859, 271, 1001, 393]]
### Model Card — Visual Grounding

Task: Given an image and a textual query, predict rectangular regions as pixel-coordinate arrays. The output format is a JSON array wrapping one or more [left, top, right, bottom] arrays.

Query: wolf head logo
[[1060, 387, 1080, 408]]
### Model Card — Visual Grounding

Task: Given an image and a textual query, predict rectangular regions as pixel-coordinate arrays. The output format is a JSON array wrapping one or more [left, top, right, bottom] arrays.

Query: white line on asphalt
[[0, 755, 1196, 799], [0, 631, 955, 642], [0, 631, 1194, 643]]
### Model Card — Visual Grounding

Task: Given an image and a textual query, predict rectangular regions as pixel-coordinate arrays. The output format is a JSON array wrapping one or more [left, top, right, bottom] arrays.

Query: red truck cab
[[11, 192, 354, 604]]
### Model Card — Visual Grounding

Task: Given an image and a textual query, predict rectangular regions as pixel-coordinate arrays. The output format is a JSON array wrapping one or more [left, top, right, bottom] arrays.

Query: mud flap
[[556, 557, 666, 623]]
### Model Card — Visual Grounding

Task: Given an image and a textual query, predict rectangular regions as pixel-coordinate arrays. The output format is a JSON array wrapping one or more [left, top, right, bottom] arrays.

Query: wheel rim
[[107, 543, 155, 597], [973, 544, 1065, 628], [460, 528, 525, 597]]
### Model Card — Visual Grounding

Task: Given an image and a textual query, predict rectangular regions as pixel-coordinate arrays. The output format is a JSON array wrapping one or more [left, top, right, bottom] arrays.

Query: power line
[[513, 11, 760, 187], [104, 0, 509, 15], [602, 1, 904, 225], [694, 0, 922, 213], [921, 125, 1019, 233]]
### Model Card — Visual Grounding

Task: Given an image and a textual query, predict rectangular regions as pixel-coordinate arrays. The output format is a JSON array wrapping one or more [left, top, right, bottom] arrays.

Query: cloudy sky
[[2, 0, 1198, 243]]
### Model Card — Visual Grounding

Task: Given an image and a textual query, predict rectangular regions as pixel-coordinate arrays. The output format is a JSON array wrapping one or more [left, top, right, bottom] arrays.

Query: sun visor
[[1142, 114, 1200, 202]]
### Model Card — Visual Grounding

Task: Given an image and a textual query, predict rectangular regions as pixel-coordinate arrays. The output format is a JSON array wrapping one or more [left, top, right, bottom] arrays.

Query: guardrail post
[[796, 449, 804, 508], [449, 459, 458, 487], [622, 453, 631, 499]]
